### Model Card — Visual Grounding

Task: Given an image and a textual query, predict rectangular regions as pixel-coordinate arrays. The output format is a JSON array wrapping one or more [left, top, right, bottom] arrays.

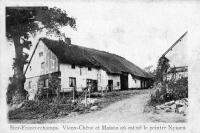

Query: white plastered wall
[[60, 64, 121, 92], [108, 75, 120, 90], [128, 74, 141, 88], [24, 40, 59, 99]]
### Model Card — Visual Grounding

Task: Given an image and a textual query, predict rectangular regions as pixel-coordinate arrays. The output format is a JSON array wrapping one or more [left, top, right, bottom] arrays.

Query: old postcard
[[1, 0, 200, 133]]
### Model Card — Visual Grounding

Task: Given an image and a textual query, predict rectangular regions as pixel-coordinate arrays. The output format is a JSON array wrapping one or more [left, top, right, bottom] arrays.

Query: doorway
[[108, 80, 113, 91], [86, 79, 98, 92], [120, 73, 128, 90]]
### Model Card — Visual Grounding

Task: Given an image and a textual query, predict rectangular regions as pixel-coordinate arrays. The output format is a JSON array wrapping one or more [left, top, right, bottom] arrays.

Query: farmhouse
[[24, 38, 152, 100]]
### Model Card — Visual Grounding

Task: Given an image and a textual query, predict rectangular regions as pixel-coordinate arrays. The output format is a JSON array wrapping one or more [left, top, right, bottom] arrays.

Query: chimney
[[65, 37, 71, 45]]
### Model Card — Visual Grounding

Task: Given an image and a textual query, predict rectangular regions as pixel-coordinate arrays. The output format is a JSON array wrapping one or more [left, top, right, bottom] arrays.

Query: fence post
[[72, 87, 75, 102], [89, 87, 91, 99], [37, 95, 39, 105], [57, 86, 60, 105], [101, 86, 103, 96], [47, 90, 49, 103], [62, 89, 64, 99], [85, 90, 87, 107]]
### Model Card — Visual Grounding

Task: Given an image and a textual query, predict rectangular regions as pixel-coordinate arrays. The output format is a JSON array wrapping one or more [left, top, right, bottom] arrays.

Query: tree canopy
[[6, 7, 76, 40]]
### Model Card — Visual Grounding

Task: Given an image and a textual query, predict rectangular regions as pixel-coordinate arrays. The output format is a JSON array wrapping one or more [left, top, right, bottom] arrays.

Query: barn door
[[92, 80, 98, 92], [108, 80, 113, 91], [120, 73, 128, 90]]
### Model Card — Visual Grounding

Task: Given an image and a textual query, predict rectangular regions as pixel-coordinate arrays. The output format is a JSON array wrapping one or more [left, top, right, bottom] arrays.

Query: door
[[86, 79, 98, 92], [120, 73, 128, 90], [92, 80, 98, 92], [108, 80, 113, 91]]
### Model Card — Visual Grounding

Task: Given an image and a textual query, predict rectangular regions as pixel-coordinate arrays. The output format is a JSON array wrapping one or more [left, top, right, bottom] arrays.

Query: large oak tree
[[6, 7, 76, 104]]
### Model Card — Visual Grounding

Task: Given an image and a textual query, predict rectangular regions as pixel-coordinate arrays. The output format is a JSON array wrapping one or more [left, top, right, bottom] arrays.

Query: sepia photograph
[[2, 0, 200, 132]]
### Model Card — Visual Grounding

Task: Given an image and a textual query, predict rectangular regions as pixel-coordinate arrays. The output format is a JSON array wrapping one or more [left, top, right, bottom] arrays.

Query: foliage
[[7, 77, 19, 104], [8, 100, 70, 120], [150, 77, 188, 105], [6, 7, 76, 39], [48, 76, 60, 91], [6, 7, 76, 67], [155, 56, 170, 83], [167, 77, 188, 99], [8, 90, 146, 121], [144, 65, 156, 76]]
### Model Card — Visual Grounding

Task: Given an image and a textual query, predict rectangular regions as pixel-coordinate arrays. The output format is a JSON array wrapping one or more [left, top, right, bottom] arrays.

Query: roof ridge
[[39, 37, 151, 78]]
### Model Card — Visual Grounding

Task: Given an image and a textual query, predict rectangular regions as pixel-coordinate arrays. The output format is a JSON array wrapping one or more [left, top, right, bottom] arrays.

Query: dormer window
[[88, 67, 92, 71], [71, 64, 75, 69], [39, 52, 43, 57]]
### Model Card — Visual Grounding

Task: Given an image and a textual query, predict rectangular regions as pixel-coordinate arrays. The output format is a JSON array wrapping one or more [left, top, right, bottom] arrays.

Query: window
[[69, 77, 76, 87], [71, 64, 75, 69], [44, 79, 48, 87], [41, 62, 45, 69], [28, 81, 31, 88], [117, 82, 120, 86], [29, 66, 32, 71], [88, 67, 92, 71], [39, 52, 43, 57]]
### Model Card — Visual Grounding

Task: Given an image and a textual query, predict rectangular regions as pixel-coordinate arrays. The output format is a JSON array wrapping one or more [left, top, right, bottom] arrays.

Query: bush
[[167, 77, 188, 100], [7, 77, 18, 104], [8, 100, 66, 120], [150, 77, 188, 105]]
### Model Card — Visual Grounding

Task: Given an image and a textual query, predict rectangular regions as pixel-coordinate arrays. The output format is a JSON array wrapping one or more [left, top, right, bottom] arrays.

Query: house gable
[[25, 40, 59, 78]]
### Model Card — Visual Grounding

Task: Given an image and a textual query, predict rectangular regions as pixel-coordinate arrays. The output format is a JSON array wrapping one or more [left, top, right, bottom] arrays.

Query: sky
[[5, 1, 200, 76], [53, 1, 196, 68]]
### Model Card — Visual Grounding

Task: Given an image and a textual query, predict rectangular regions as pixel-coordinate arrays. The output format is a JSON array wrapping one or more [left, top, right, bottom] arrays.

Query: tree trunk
[[12, 35, 27, 104]]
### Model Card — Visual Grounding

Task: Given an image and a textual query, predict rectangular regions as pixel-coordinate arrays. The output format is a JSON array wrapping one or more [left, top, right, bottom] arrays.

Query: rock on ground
[[90, 106, 99, 111], [81, 98, 98, 105], [155, 98, 188, 115]]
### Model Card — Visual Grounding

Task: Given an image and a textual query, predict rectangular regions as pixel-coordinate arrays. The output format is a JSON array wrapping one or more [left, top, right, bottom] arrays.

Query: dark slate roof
[[40, 38, 152, 78]]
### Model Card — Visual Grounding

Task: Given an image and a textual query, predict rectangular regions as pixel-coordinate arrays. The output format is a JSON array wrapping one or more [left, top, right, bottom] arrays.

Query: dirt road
[[42, 89, 186, 123], [46, 90, 152, 123], [16, 89, 185, 123]]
